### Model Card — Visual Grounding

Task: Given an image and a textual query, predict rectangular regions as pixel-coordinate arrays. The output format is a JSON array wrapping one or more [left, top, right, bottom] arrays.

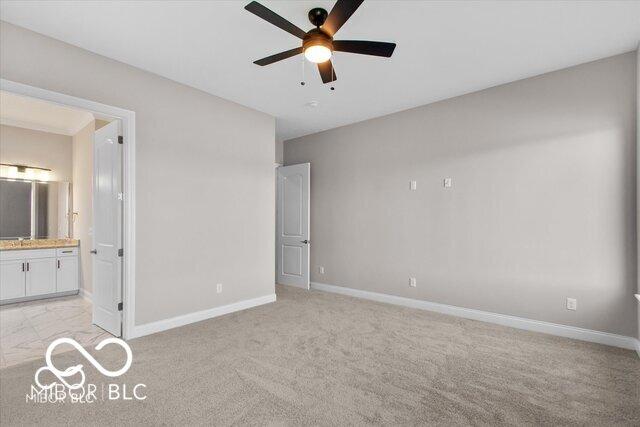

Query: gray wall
[[285, 52, 637, 337], [0, 21, 276, 326], [275, 137, 284, 165]]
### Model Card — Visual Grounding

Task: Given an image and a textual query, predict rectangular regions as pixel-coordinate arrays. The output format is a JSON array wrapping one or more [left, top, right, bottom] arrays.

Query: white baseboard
[[311, 282, 640, 352], [0, 290, 78, 305], [79, 288, 92, 302], [277, 282, 309, 290], [130, 293, 276, 339]]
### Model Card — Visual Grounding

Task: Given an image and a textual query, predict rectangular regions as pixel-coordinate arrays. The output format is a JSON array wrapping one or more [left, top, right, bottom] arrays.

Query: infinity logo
[[34, 337, 132, 390]]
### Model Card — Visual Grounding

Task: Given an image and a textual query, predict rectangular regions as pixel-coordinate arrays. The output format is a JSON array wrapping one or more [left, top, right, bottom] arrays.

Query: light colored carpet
[[1, 284, 638, 425]]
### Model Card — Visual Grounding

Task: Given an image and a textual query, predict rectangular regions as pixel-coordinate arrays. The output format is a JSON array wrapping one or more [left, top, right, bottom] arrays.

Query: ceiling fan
[[245, 0, 396, 84]]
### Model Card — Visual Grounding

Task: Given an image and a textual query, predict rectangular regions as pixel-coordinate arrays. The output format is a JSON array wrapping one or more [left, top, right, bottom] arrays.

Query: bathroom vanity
[[0, 176, 80, 304], [0, 239, 79, 304]]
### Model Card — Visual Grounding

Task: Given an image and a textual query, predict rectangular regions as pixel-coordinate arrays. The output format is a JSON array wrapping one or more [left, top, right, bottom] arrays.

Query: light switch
[[444, 178, 452, 188], [410, 180, 417, 190]]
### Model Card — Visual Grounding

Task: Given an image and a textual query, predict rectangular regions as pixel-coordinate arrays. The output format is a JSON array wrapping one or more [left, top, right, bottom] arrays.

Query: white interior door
[[276, 163, 310, 289], [92, 120, 122, 336]]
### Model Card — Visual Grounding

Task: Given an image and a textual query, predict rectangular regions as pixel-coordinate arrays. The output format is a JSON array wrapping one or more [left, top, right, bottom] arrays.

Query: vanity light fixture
[[0, 163, 52, 182], [0, 163, 51, 172]]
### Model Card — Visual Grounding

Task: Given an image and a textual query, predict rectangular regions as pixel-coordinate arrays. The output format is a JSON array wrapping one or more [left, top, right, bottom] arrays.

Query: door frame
[[1, 78, 137, 340]]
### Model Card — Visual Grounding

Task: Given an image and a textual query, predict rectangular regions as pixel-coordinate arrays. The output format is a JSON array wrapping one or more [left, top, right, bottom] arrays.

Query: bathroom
[[0, 91, 118, 368]]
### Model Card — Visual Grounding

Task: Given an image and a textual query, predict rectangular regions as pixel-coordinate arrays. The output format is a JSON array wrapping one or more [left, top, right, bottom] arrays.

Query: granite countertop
[[0, 239, 79, 251]]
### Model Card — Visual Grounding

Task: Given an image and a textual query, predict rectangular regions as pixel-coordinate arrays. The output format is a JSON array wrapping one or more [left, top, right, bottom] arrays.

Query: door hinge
[[118, 135, 123, 144], [117, 302, 123, 311], [118, 248, 123, 257]]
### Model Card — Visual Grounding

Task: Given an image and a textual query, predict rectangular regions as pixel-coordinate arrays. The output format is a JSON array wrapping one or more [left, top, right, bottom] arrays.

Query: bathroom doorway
[[0, 80, 136, 368]]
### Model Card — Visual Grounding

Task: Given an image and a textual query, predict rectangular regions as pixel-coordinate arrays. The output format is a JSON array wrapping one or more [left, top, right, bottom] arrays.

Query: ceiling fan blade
[[244, 1, 306, 39], [254, 47, 303, 66], [318, 60, 337, 84], [333, 40, 396, 57], [322, 0, 364, 36]]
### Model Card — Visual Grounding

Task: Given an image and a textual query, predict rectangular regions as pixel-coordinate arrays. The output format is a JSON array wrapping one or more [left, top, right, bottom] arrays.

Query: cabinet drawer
[[56, 247, 78, 257], [0, 249, 56, 261]]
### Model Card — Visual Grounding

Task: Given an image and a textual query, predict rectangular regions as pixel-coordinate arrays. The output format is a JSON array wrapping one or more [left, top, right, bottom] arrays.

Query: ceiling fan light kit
[[303, 30, 333, 64], [304, 45, 332, 64], [245, 0, 396, 84]]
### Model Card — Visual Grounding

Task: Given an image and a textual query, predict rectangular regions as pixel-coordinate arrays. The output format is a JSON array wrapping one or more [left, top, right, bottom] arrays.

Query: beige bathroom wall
[[0, 124, 73, 238], [0, 124, 72, 182], [72, 120, 94, 294], [94, 119, 110, 130]]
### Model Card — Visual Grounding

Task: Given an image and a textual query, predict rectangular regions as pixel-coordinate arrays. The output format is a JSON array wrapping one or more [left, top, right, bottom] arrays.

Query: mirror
[[0, 178, 72, 240]]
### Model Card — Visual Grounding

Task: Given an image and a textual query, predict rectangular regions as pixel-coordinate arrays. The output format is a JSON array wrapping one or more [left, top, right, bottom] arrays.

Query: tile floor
[[0, 295, 113, 369]]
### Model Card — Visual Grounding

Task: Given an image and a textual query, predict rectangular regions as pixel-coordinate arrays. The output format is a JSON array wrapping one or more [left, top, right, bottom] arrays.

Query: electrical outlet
[[566, 297, 577, 311], [409, 277, 417, 287], [410, 180, 417, 190], [444, 178, 452, 188], [318, 266, 325, 274], [216, 283, 222, 294]]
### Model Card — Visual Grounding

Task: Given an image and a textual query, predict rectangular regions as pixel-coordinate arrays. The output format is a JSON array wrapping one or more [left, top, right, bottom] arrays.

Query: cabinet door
[[56, 257, 78, 292], [25, 258, 57, 296], [0, 260, 26, 300]]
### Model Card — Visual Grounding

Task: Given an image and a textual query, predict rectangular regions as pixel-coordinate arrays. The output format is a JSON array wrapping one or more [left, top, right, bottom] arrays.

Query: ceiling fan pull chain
[[300, 52, 306, 86], [330, 55, 336, 91]]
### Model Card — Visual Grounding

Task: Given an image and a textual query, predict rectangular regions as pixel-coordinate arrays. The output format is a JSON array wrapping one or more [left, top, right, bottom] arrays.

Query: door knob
[[90, 249, 97, 254], [301, 240, 310, 244]]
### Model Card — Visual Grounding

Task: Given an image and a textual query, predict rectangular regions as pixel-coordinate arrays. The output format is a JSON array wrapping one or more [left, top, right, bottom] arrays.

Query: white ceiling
[[0, 91, 94, 136], [1, 1, 639, 140]]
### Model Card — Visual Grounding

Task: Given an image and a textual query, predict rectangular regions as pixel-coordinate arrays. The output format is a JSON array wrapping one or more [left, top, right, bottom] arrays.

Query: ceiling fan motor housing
[[303, 28, 333, 53], [308, 7, 328, 27]]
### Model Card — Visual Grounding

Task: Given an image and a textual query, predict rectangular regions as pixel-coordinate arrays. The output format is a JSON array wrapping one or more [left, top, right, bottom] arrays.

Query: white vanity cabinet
[[56, 248, 79, 293], [0, 259, 26, 300], [0, 247, 79, 304], [25, 257, 57, 296]]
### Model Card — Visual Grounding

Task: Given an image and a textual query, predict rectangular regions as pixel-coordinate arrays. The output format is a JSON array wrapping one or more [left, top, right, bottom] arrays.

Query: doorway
[[276, 163, 310, 289], [0, 79, 135, 347]]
